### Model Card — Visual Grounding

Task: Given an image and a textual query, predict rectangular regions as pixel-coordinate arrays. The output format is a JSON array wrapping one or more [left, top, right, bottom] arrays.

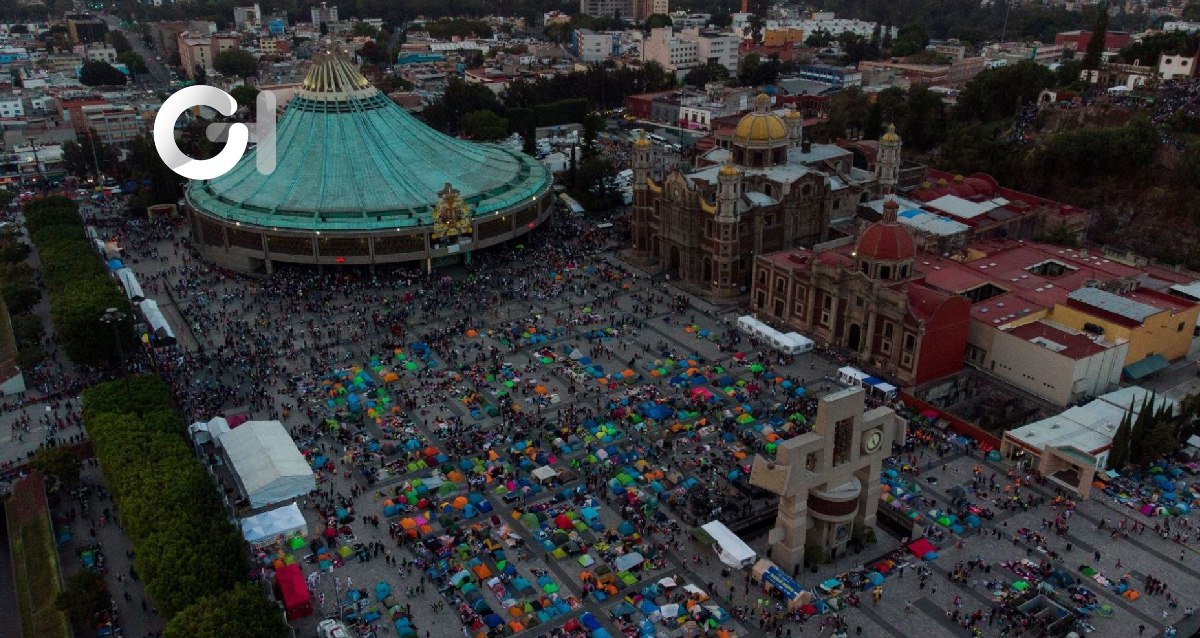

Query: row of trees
[[82, 376, 288, 638], [1107, 395, 1191, 469], [24, 197, 135, 367], [424, 62, 674, 136]]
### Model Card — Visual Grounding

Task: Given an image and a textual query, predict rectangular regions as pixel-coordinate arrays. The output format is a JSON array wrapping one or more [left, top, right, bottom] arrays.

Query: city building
[[1163, 21, 1200, 33], [81, 104, 144, 145], [177, 32, 243, 78], [1159, 53, 1197, 80], [311, 3, 339, 29], [750, 197, 972, 387], [579, 0, 633, 19], [628, 94, 878, 297], [857, 57, 986, 87], [65, 14, 108, 44], [999, 387, 1175, 496], [749, 386, 906, 571], [1054, 30, 1131, 53], [572, 29, 616, 63], [55, 92, 108, 133], [907, 239, 1200, 383], [641, 27, 738, 73], [84, 44, 119, 64], [186, 54, 552, 274], [234, 4, 263, 30], [0, 97, 24, 118], [632, 0, 669, 20], [907, 170, 1090, 244], [641, 27, 699, 72], [986, 320, 1127, 407], [796, 64, 862, 88]]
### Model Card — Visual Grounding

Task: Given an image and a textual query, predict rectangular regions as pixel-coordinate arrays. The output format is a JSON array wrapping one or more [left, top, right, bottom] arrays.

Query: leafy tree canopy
[[213, 49, 259, 78], [79, 61, 127, 87]]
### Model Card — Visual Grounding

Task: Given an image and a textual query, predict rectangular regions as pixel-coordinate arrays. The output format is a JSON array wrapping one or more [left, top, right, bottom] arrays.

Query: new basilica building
[[628, 94, 897, 297]]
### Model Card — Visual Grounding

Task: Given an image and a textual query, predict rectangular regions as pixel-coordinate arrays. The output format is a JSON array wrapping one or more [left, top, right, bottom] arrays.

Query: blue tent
[[581, 613, 602, 630]]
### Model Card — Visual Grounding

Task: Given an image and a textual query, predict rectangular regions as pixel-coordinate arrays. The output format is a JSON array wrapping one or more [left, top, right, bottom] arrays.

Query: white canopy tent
[[114, 268, 145, 301], [189, 416, 231, 448], [138, 299, 176, 346], [701, 520, 757, 568], [220, 421, 315, 509], [241, 502, 308, 547]]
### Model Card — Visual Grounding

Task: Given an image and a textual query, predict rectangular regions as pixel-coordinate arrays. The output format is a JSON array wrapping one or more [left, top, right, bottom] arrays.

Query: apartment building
[[81, 104, 144, 145]]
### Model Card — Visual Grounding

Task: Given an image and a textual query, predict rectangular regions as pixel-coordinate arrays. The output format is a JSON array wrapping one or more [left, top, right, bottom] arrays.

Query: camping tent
[[274, 563, 312, 620], [241, 502, 308, 547], [221, 421, 316, 508], [188, 416, 231, 448], [701, 520, 756, 568]]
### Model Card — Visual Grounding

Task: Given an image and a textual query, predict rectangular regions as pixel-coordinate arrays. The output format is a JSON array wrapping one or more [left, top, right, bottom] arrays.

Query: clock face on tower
[[862, 429, 883, 454]]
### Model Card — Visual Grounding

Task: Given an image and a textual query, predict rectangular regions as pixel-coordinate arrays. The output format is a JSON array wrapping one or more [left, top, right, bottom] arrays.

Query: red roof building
[[1054, 30, 1131, 53], [751, 200, 970, 388]]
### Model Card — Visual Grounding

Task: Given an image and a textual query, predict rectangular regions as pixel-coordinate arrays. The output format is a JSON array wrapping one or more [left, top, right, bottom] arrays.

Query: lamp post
[[100, 307, 126, 372]]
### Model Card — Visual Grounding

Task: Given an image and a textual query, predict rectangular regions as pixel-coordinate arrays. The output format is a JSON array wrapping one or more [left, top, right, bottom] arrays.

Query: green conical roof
[[187, 54, 550, 231]]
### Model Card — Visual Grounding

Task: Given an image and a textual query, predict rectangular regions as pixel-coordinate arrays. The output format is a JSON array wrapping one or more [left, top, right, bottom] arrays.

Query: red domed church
[[750, 199, 971, 387]]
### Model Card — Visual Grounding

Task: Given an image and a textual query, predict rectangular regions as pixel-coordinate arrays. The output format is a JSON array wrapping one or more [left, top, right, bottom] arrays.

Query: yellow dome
[[881, 123, 901, 143], [755, 93, 771, 106], [785, 106, 802, 120], [719, 162, 740, 177], [633, 133, 651, 148], [733, 112, 788, 143]]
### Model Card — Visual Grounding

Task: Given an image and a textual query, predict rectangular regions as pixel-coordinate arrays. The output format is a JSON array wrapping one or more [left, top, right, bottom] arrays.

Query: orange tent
[[400, 518, 417, 530], [466, 329, 478, 338], [447, 470, 465, 483], [473, 564, 492, 579], [452, 497, 468, 509]]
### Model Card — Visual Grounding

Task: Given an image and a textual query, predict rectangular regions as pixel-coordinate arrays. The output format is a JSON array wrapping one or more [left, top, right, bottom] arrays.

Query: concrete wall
[[987, 329, 1126, 407]]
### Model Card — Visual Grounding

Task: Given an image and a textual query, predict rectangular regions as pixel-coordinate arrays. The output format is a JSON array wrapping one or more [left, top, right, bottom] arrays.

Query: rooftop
[[1006, 321, 1111, 360], [1066, 287, 1161, 325], [188, 54, 550, 231]]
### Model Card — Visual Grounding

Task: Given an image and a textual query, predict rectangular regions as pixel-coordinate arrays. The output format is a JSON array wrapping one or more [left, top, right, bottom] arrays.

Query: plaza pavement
[[9, 215, 1200, 638]]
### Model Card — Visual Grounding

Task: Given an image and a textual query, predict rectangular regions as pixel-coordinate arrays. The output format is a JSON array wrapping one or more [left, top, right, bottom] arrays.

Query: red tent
[[274, 563, 313, 620], [907, 538, 936, 560], [555, 515, 573, 530]]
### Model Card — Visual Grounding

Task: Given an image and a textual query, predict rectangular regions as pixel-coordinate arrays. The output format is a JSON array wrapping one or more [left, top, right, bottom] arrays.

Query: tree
[[360, 40, 391, 65], [644, 13, 673, 29], [49, 275, 132, 366], [79, 61, 126, 87], [351, 21, 379, 38], [1107, 408, 1131, 470], [164, 584, 289, 638], [0, 189, 15, 209], [462, 110, 509, 141], [864, 102, 883, 141], [117, 50, 148, 74], [213, 49, 259, 79], [34, 446, 82, 489], [1082, 4, 1109, 70], [0, 263, 39, 314], [422, 78, 502, 133], [1054, 60, 1083, 87], [107, 30, 132, 54], [954, 61, 1054, 124], [1129, 395, 1153, 465], [229, 84, 260, 109], [683, 62, 729, 87], [62, 135, 118, 179], [55, 570, 110, 625], [1118, 31, 1197, 65]]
